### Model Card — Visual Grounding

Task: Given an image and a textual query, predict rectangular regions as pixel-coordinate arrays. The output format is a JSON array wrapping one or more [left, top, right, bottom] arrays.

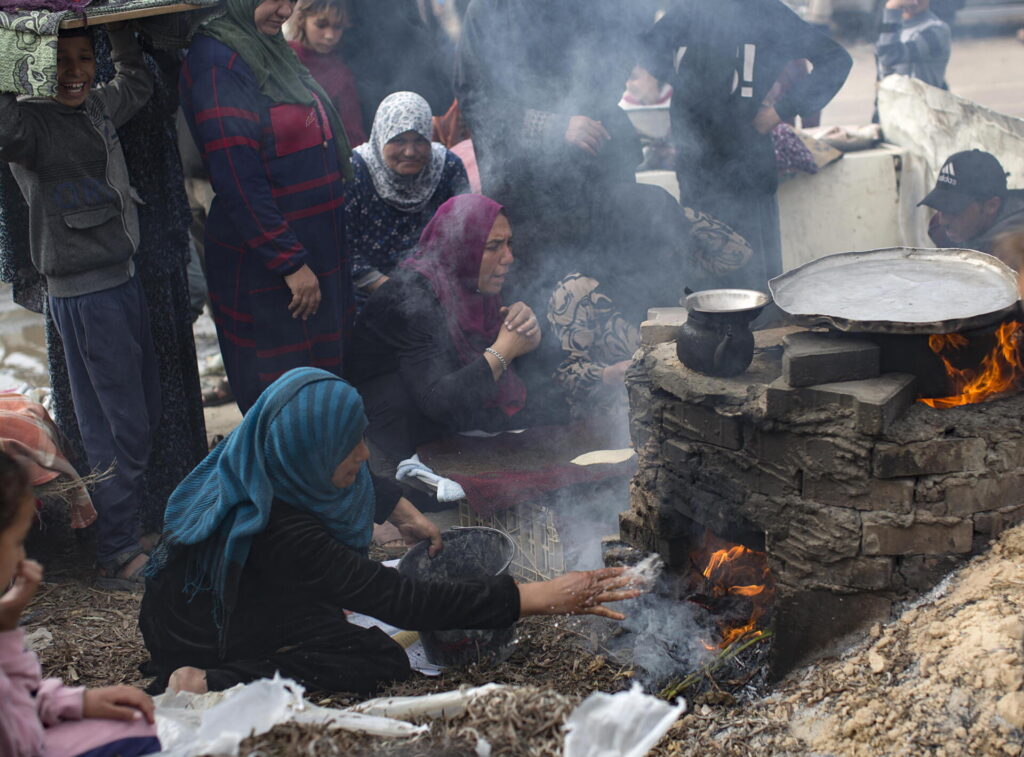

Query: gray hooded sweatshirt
[[0, 27, 153, 298]]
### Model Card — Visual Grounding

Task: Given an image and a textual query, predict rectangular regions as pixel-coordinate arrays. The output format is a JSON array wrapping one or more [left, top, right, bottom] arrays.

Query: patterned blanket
[[0, 0, 218, 96], [0, 392, 97, 528]]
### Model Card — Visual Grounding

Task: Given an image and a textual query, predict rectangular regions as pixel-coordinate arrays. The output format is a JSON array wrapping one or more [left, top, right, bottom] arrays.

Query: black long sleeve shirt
[[643, 0, 852, 196], [348, 272, 525, 458], [140, 492, 520, 676]]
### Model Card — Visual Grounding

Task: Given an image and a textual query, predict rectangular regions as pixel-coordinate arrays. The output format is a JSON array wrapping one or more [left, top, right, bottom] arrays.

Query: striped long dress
[[180, 36, 352, 413]]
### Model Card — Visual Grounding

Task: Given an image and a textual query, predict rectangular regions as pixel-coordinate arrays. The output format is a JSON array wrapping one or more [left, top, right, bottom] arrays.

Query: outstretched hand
[[83, 686, 155, 723], [518, 567, 645, 621], [0, 559, 42, 632]]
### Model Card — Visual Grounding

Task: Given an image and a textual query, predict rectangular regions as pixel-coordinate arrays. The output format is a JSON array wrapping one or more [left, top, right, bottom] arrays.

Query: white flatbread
[[570, 448, 636, 466]]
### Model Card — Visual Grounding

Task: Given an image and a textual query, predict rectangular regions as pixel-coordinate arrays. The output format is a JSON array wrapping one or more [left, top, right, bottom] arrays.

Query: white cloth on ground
[[395, 453, 466, 502]]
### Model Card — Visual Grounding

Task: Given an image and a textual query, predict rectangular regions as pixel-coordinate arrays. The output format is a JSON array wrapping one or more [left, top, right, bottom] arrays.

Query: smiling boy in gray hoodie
[[0, 24, 160, 589]]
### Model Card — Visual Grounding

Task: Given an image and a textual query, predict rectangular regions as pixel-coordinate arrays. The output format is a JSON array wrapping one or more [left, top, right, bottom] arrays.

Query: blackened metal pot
[[676, 289, 770, 377]]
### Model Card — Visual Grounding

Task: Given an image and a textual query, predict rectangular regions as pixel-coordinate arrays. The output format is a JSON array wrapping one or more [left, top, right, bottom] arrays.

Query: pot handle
[[712, 326, 734, 371]]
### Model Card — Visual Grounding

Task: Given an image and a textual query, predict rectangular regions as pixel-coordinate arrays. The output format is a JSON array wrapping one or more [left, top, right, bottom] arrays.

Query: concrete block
[[974, 504, 1024, 538], [701, 451, 801, 498], [664, 402, 743, 450], [767, 504, 861, 566], [944, 473, 1024, 516], [872, 438, 986, 479], [779, 555, 893, 592], [764, 377, 802, 419], [862, 516, 973, 555], [640, 307, 687, 346], [661, 439, 697, 468], [805, 373, 918, 435], [770, 590, 892, 680], [894, 554, 965, 592], [803, 476, 914, 513], [782, 332, 880, 388], [618, 509, 653, 551], [746, 429, 872, 481]]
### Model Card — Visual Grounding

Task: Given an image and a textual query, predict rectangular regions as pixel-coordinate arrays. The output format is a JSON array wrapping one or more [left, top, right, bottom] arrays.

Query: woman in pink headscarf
[[349, 194, 556, 476]]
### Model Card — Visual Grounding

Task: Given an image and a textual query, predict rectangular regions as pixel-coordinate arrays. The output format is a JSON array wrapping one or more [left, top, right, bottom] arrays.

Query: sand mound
[[659, 523, 1024, 755]]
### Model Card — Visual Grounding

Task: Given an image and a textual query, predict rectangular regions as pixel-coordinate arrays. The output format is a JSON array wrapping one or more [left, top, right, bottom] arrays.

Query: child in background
[[0, 24, 161, 589], [876, 0, 951, 91], [286, 0, 367, 146], [0, 452, 159, 757]]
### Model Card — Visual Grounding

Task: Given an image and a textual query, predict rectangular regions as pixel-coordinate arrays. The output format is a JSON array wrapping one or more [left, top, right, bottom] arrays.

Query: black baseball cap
[[919, 150, 1008, 214]]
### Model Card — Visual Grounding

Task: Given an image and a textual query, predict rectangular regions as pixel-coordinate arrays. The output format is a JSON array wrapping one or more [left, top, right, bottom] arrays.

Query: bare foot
[[118, 552, 148, 580], [139, 532, 161, 553], [168, 666, 208, 694]]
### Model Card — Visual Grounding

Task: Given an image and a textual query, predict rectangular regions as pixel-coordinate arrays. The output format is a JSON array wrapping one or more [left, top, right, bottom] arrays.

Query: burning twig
[[658, 630, 774, 701]]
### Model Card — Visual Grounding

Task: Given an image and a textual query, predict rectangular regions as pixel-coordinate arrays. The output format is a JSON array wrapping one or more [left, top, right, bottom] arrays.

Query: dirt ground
[[22, 517, 1024, 755]]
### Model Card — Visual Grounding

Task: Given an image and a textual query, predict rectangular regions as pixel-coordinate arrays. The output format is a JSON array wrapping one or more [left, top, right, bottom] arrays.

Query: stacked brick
[[622, 315, 1024, 673]]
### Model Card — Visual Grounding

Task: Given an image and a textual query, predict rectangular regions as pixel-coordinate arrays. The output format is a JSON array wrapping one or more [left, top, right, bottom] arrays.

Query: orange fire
[[919, 321, 1024, 408], [690, 533, 775, 648]]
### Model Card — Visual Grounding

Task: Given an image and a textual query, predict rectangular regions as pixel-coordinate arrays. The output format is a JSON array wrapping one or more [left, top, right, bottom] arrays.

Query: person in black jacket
[[140, 367, 637, 695], [349, 194, 566, 472], [644, 0, 852, 293], [454, 0, 670, 308], [344, 0, 454, 134]]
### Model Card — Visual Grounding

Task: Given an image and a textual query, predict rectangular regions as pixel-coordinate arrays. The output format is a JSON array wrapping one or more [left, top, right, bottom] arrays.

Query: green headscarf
[[200, 0, 353, 180]]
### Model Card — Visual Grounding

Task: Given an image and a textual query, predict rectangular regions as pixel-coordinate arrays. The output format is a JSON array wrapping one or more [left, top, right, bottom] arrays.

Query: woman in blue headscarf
[[139, 367, 640, 695]]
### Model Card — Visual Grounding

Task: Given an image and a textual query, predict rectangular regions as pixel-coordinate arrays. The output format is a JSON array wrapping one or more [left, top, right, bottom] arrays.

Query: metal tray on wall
[[769, 247, 1021, 334]]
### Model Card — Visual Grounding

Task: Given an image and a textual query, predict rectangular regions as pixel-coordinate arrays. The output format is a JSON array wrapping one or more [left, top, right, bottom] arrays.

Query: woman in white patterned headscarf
[[347, 91, 470, 300]]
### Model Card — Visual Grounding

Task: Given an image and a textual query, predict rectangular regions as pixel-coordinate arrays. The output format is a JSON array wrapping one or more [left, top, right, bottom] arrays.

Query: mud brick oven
[[620, 315, 1024, 677]]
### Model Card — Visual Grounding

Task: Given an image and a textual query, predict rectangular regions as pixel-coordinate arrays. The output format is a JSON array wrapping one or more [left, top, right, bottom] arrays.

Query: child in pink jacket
[[0, 451, 160, 757]]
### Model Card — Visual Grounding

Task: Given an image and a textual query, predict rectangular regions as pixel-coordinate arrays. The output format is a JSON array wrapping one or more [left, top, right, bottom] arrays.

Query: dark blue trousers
[[49, 276, 161, 565]]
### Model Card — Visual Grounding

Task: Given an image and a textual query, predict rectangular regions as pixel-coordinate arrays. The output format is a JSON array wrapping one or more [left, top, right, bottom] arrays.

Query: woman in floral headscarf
[[347, 91, 469, 300]]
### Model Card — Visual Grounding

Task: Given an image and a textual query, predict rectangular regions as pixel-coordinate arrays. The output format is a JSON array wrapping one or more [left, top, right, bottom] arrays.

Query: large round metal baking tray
[[769, 247, 1021, 334]]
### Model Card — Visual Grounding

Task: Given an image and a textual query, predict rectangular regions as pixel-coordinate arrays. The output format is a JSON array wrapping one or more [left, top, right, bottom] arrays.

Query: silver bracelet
[[484, 347, 508, 373]]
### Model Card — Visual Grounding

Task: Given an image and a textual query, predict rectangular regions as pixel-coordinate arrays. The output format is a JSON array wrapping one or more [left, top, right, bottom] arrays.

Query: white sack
[[562, 684, 686, 757], [351, 683, 506, 721]]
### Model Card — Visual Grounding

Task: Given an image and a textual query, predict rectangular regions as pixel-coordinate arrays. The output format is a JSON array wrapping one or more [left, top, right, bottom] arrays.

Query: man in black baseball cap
[[920, 149, 1024, 267]]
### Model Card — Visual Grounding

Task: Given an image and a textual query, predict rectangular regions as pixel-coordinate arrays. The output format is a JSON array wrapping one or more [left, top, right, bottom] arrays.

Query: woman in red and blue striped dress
[[180, 0, 354, 412]]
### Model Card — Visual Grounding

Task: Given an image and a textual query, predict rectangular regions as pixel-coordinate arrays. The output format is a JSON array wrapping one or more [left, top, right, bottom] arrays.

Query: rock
[[868, 651, 887, 673], [996, 692, 1024, 729]]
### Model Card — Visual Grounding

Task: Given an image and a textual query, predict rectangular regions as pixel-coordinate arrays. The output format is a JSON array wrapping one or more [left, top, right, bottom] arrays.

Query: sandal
[[201, 378, 233, 407], [96, 548, 148, 591]]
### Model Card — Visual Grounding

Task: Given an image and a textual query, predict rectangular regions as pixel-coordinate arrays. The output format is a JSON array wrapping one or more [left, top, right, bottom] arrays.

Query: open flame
[[919, 321, 1024, 408], [688, 532, 775, 648]]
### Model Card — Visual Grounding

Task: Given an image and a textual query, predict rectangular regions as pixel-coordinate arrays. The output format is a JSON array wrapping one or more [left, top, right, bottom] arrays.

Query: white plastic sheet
[[153, 676, 683, 757], [154, 675, 425, 756], [562, 684, 687, 757]]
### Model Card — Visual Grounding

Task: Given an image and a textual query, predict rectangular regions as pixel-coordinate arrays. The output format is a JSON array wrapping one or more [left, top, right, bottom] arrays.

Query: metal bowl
[[684, 288, 771, 314]]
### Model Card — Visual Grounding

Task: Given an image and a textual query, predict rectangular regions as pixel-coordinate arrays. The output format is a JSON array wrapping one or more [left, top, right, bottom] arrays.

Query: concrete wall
[[636, 144, 905, 274]]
